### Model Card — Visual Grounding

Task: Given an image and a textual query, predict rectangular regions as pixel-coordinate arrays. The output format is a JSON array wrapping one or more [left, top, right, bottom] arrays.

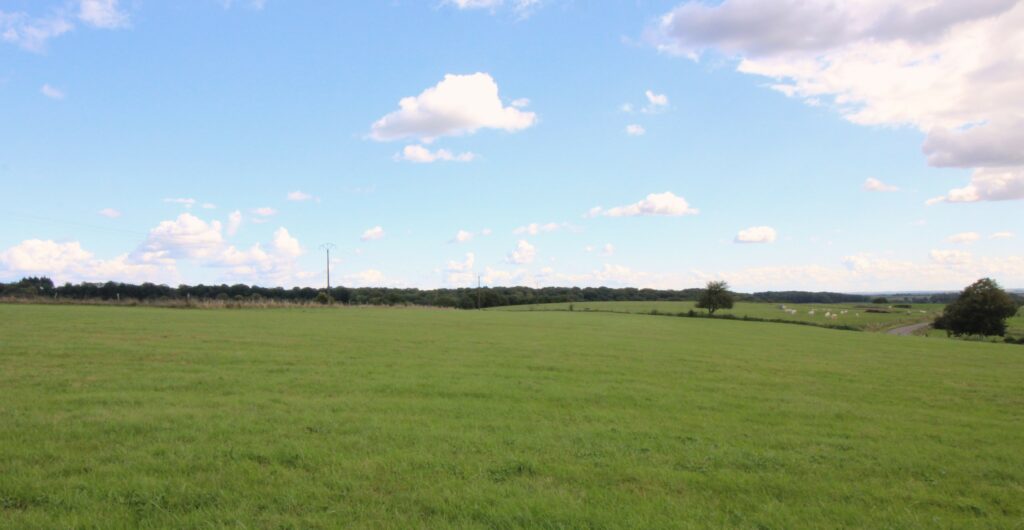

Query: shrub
[[936, 278, 1017, 337]]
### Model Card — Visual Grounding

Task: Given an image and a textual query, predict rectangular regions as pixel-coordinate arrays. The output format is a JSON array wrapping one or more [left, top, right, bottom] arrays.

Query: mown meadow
[[494, 300, 944, 331], [1, 304, 1022, 528]]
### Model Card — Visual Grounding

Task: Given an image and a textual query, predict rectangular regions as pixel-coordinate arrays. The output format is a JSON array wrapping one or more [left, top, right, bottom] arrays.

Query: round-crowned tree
[[934, 278, 1018, 337], [696, 280, 734, 315]]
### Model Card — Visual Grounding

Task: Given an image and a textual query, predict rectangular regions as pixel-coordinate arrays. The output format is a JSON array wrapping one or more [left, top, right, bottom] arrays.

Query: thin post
[[319, 243, 336, 293]]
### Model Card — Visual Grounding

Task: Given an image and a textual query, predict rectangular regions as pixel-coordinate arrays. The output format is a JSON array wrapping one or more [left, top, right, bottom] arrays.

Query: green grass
[[1, 304, 1023, 529], [495, 301, 944, 331], [1008, 310, 1024, 337]]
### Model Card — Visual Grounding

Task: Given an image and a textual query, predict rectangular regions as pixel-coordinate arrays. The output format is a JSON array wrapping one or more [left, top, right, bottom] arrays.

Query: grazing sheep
[[808, 310, 815, 315]]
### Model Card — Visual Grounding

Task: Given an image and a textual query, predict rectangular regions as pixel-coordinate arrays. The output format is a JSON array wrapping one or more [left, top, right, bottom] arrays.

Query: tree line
[[0, 276, 942, 309]]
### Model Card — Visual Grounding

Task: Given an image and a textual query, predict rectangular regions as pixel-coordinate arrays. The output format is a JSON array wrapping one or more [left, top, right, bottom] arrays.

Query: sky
[[1, 0, 1022, 292]]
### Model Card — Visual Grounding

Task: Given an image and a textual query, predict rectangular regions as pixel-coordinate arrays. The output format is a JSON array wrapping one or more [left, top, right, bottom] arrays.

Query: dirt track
[[887, 322, 932, 336]]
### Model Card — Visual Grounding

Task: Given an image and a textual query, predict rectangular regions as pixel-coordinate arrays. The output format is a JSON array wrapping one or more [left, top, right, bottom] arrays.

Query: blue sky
[[1, 0, 1022, 291]]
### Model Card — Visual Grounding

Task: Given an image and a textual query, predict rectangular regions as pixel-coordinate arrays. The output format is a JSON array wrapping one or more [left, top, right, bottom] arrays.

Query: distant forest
[[0, 276, 965, 309]]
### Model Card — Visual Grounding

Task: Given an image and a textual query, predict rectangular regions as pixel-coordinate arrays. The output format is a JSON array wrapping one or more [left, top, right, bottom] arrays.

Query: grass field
[[2, 305, 1023, 528], [494, 301, 944, 331]]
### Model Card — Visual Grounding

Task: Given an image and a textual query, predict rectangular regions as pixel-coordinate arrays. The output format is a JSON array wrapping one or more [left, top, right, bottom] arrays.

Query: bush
[[936, 278, 1017, 337]]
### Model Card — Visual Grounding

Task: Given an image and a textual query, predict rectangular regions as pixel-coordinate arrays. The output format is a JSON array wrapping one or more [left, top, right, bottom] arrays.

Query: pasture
[[1, 304, 1023, 528], [495, 300, 944, 332]]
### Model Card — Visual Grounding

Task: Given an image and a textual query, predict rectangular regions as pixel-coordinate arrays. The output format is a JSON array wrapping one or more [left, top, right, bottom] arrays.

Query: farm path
[[887, 322, 932, 336]]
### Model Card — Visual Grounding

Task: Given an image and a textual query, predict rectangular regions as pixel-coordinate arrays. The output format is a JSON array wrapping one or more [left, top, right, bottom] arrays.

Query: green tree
[[934, 278, 1018, 337], [696, 280, 734, 315]]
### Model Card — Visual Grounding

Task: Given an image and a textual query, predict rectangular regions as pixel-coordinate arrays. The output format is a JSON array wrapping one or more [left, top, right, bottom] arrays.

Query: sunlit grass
[[1, 304, 1022, 528]]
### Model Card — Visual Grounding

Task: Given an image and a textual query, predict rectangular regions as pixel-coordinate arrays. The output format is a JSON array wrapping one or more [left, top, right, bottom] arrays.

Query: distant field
[[1008, 311, 1024, 336], [494, 301, 944, 331], [2, 305, 1023, 528]]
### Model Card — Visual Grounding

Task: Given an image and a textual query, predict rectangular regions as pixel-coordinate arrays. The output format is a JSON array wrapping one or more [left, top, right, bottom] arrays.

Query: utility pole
[[319, 243, 336, 291]]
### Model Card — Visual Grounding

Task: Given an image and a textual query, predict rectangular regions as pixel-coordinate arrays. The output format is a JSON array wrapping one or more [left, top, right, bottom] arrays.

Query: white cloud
[[600, 243, 615, 256], [511, 98, 531, 108], [137, 213, 308, 285], [0, 12, 73, 52], [507, 239, 536, 264], [40, 84, 64, 100], [201, 203, 216, 210], [645, 90, 668, 107], [286, 191, 314, 201], [78, 0, 129, 29], [370, 73, 536, 142], [449, 228, 491, 243], [947, 231, 981, 244], [446, 252, 476, 286], [991, 231, 1015, 239], [453, 229, 474, 243], [922, 118, 1024, 168], [447, 252, 475, 272], [2, 239, 91, 274], [1, 1, 127, 53], [397, 144, 476, 163], [0, 239, 166, 284], [625, 124, 646, 136], [163, 198, 197, 209], [343, 269, 388, 287], [138, 213, 225, 261], [650, 0, 1024, 203], [929, 249, 973, 266], [513, 222, 563, 235], [735, 226, 778, 244], [226, 210, 243, 236], [446, 0, 502, 9], [863, 177, 899, 192], [252, 207, 277, 217], [589, 191, 699, 217], [444, 0, 542, 18], [1, 212, 312, 286], [98, 208, 121, 218], [272, 227, 302, 257], [220, 0, 267, 10], [360, 226, 385, 241], [475, 249, 1024, 291], [926, 167, 1024, 204]]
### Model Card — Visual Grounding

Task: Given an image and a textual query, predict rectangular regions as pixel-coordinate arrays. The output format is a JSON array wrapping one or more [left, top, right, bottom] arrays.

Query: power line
[[0, 210, 148, 238]]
